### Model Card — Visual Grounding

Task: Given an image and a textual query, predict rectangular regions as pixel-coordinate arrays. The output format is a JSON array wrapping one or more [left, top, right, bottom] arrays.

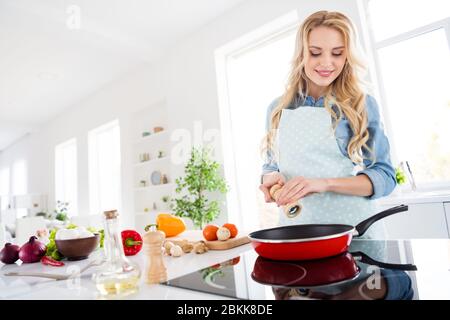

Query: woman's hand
[[276, 176, 329, 206], [259, 172, 286, 203]]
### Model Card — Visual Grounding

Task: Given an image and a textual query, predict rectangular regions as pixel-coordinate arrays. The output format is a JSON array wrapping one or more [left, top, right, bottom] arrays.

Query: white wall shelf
[[133, 130, 169, 145], [134, 156, 170, 168], [131, 100, 174, 230], [134, 183, 176, 191]]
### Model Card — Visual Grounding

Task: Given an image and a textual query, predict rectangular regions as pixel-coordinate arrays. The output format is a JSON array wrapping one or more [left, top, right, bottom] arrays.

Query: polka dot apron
[[277, 106, 385, 239]]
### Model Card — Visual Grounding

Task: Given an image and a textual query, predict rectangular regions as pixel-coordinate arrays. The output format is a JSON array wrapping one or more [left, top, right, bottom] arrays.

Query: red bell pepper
[[121, 230, 143, 256], [41, 256, 65, 267]]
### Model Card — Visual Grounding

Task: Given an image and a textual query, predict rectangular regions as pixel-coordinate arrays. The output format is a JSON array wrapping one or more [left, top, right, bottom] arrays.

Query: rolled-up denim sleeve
[[356, 95, 397, 199], [262, 98, 280, 175]]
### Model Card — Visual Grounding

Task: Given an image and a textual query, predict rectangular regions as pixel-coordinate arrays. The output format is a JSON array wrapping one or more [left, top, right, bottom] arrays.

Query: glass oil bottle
[[93, 210, 141, 298]]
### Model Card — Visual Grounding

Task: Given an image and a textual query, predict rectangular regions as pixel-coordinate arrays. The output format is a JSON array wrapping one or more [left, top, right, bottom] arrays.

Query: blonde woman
[[259, 11, 396, 238]]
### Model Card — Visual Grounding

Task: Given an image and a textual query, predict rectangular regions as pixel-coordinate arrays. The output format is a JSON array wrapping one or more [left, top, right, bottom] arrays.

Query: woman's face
[[304, 26, 347, 94]]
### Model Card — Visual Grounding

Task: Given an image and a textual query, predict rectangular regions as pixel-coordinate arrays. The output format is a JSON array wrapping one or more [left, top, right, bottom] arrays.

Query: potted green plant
[[395, 166, 407, 185], [170, 147, 228, 229], [392, 164, 408, 195], [53, 200, 69, 222]]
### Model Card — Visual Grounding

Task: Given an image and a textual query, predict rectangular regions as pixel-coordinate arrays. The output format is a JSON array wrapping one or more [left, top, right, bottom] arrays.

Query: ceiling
[[0, 0, 247, 151]]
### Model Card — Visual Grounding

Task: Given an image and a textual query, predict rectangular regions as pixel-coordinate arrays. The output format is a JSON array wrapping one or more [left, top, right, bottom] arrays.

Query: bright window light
[[368, 0, 450, 41], [223, 28, 296, 229], [88, 120, 122, 215], [11, 160, 27, 218], [0, 167, 10, 211], [377, 29, 450, 184], [55, 138, 78, 217], [368, 1, 450, 187]]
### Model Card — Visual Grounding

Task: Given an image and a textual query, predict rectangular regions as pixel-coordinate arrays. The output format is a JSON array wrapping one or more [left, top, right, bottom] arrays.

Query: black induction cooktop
[[163, 239, 450, 300]]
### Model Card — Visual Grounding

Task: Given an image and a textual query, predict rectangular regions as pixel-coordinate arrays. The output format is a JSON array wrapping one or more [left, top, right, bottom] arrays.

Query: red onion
[[0, 243, 20, 264], [19, 236, 46, 263]]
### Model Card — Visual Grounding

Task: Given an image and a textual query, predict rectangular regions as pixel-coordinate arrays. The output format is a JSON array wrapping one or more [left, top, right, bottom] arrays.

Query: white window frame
[[11, 160, 27, 196], [360, 0, 450, 191], [215, 11, 299, 299], [0, 167, 10, 212], [88, 120, 122, 215], [215, 11, 299, 230], [11, 159, 27, 218], [55, 138, 78, 217]]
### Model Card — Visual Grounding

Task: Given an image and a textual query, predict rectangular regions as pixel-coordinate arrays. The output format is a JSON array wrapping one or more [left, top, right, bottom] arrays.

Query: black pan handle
[[355, 204, 408, 237], [352, 251, 417, 271]]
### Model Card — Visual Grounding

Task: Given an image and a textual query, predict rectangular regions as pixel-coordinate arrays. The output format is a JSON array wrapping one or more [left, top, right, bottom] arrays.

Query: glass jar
[[93, 210, 141, 298]]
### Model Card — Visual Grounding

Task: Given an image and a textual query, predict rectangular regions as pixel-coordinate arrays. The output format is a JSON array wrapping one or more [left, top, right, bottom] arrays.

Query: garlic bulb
[[164, 241, 174, 255], [169, 245, 183, 257]]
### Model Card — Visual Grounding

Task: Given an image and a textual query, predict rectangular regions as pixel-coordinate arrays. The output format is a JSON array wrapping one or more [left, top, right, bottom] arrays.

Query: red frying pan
[[251, 251, 417, 288], [249, 204, 408, 261]]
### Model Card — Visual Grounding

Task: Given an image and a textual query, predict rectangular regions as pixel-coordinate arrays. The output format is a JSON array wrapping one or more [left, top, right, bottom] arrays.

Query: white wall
[[164, 0, 363, 228], [0, 64, 168, 228], [0, 0, 363, 229]]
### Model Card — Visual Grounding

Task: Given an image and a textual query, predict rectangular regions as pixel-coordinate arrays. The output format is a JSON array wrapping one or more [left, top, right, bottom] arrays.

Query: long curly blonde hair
[[263, 10, 374, 167]]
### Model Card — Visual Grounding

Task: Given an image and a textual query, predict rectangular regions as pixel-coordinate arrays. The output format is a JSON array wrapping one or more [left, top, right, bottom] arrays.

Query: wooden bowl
[[55, 234, 100, 261]]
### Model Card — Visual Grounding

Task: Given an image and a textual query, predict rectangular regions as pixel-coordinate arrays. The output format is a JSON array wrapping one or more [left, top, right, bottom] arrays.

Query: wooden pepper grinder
[[143, 225, 167, 284], [270, 184, 303, 218]]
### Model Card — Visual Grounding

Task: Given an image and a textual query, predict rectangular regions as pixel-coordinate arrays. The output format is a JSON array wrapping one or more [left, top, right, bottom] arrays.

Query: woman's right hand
[[259, 172, 286, 203]]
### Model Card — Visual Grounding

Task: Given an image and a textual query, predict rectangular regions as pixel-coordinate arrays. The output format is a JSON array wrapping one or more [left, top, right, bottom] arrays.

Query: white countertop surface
[[0, 231, 252, 300], [3, 235, 450, 300], [376, 189, 450, 205]]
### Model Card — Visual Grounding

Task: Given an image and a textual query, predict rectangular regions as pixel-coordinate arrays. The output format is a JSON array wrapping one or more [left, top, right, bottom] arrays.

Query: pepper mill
[[270, 184, 302, 218], [143, 226, 167, 284]]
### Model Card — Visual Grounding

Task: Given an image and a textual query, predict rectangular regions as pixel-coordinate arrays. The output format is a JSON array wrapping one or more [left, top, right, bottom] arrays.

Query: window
[[368, 0, 450, 41], [88, 120, 122, 215], [11, 160, 27, 218], [366, 0, 450, 188], [0, 167, 10, 212], [216, 11, 298, 230], [55, 138, 78, 217]]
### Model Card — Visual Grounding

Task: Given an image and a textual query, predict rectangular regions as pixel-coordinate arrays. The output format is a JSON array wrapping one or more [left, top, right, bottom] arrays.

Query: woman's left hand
[[276, 176, 329, 206]]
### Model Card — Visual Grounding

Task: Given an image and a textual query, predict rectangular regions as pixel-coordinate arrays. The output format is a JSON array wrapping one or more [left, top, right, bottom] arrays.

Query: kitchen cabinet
[[377, 202, 449, 239]]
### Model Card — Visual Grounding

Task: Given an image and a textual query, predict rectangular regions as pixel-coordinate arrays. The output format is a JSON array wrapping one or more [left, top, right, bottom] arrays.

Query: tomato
[[222, 223, 238, 238], [203, 224, 219, 241], [231, 256, 240, 265]]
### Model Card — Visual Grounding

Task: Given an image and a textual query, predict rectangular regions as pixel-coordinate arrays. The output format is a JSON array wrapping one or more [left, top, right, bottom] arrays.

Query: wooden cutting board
[[204, 234, 251, 250], [167, 230, 251, 250]]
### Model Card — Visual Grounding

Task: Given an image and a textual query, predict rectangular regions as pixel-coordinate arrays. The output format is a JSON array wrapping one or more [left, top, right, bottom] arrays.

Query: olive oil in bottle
[[93, 210, 141, 298]]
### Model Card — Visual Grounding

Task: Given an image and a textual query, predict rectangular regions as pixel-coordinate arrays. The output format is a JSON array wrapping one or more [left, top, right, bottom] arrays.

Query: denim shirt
[[262, 94, 397, 200]]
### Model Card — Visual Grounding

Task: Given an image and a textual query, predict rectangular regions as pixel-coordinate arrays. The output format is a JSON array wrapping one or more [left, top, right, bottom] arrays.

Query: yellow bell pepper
[[145, 213, 186, 237]]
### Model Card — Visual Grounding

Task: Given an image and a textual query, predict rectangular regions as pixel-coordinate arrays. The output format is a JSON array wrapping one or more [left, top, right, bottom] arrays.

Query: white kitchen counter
[[0, 231, 252, 300], [377, 189, 450, 206], [3, 237, 450, 300]]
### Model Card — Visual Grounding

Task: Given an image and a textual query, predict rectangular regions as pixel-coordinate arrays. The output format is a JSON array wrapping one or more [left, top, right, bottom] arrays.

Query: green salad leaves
[[44, 225, 104, 261]]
